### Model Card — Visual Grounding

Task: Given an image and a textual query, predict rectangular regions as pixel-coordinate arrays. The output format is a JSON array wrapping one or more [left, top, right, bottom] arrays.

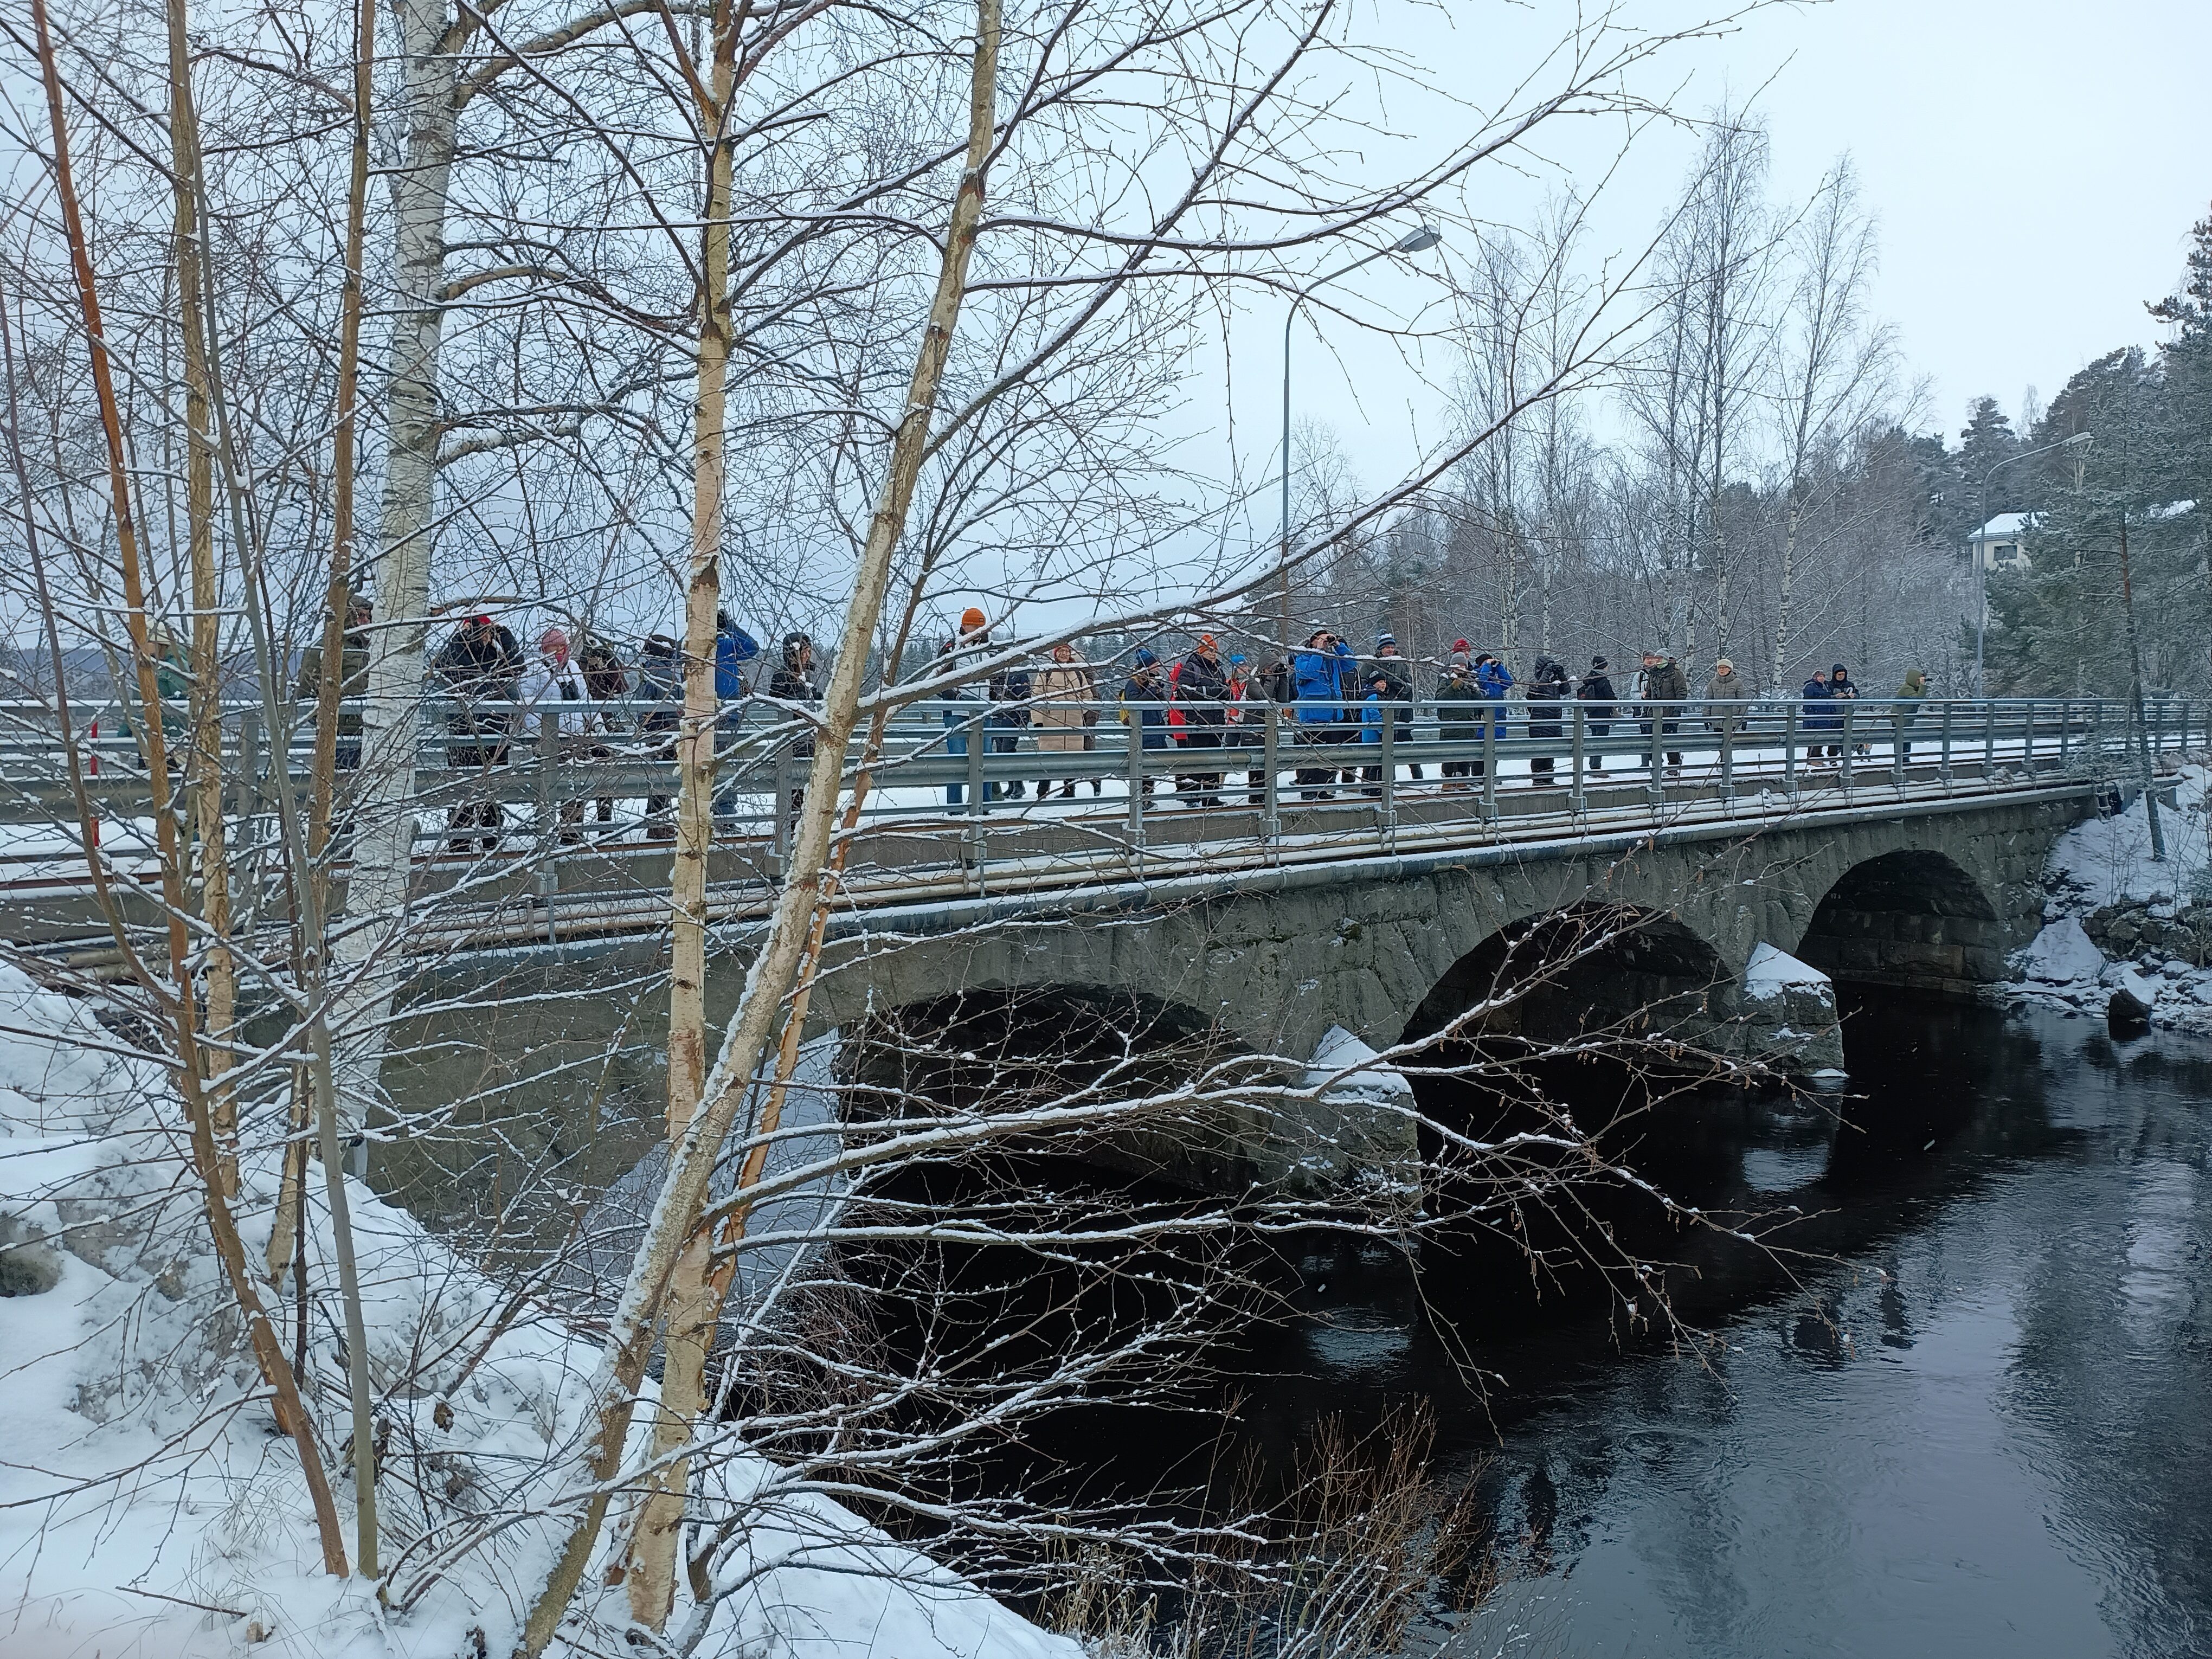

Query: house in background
[[1969, 512, 2039, 579]]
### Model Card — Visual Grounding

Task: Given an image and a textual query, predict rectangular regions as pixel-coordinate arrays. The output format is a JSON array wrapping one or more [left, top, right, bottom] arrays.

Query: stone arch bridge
[[393, 784, 2088, 1205]]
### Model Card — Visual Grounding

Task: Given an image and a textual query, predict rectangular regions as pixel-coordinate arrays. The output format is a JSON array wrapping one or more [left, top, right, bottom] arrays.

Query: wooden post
[[1783, 702, 1799, 798], [1840, 702, 1855, 793]]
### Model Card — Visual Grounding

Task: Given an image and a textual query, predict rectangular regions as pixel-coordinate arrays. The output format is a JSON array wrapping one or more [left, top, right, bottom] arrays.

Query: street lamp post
[[1973, 430, 2092, 692], [1278, 224, 1443, 653]]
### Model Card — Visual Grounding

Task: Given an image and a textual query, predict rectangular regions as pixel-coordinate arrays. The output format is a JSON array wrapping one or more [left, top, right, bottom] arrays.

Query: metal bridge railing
[[2, 691, 2188, 854]]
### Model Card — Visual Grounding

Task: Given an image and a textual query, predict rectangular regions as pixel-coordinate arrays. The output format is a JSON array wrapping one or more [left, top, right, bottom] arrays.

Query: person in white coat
[[519, 626, 597, 840]]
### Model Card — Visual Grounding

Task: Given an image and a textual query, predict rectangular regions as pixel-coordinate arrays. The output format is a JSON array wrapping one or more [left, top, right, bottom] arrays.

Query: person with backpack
[[1894, 666, 1928, 763], [986, 649, 1032, 802], [1525, 654, 1570, 782], [1830, 663, 1865, 758], [1577, 655, 1617, 773]]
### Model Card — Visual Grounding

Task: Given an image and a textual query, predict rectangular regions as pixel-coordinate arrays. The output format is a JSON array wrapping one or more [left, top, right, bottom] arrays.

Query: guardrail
[[2, 691, 2189, 858]]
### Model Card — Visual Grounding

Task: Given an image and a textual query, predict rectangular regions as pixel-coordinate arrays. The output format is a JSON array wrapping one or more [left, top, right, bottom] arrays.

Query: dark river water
[[1233, 995, 2212, 1658]]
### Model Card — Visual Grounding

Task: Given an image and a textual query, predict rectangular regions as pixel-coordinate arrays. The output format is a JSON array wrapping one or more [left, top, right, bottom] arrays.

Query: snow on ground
[[0, 963, 1078, 1658], [2003, 765, 2212, 1033]]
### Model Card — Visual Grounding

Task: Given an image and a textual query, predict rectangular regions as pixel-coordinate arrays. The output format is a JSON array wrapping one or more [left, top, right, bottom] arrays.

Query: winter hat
[[1228, 653, 1247, 665], [1377, 632, 1398, 650], [1131, 646, 1158, 668], [1831, 663, 1848, 678], [1198, 632, 1217, 651], [1451, 638, 1470, 654], [960, 606, 987, 632], [1591, 655, 1608, 670], [1449, 651, 1470, 668], [1715, 657, 1733, 672]]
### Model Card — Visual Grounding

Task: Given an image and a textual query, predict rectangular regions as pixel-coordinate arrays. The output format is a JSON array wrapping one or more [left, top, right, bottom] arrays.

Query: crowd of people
[[416, 609, 820, 851], [387, 602, 1935, 849], [916, 608, 1935, 809]]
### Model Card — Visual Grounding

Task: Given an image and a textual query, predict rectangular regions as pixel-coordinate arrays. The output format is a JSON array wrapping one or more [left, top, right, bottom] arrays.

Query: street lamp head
[[2060, 431, 2092, 448], [1393, 224, 1443, 254]]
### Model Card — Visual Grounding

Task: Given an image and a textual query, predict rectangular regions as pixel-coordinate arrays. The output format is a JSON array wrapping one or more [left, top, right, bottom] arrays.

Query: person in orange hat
[[934, 605, 992, 805]]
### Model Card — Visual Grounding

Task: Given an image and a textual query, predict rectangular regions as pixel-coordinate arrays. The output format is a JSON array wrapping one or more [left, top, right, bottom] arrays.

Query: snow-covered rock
[[1734, 944, 1844, 1073], [1304, 1024, 1412, 1098], [2014, 917, 2107, 986]]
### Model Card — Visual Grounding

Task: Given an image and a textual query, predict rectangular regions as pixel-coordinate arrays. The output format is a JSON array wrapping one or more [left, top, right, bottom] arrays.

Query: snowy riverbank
[[0, 963, 1077, 1659], [2003, 762, 2212, 1032]]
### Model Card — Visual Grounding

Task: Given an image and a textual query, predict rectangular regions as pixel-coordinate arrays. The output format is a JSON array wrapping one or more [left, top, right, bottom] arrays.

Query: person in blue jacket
[[1290, 626, 1356, 799], [710, 609, 760, 822], [1359, 672, 1391, 796], [1120, 647, 1169, 798], [1801, 666, 1838, 764], [1473, 652, 1514, 725]]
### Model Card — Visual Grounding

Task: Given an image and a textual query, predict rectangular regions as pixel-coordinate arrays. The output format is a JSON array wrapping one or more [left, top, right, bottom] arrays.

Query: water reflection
[[1245, 996, 2212, 1657]]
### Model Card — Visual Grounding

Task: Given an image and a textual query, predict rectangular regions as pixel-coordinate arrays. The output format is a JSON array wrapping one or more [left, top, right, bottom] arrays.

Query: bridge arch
[[1795, 849, 2004, 995], [1400, 902, 1737, 1053], [834, 982, 1265, 1191]]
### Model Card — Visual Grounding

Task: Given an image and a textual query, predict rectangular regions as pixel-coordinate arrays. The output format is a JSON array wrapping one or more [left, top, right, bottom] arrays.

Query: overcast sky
[[1256, 0, 2212, 501], [1737, 0, 2212, 434]]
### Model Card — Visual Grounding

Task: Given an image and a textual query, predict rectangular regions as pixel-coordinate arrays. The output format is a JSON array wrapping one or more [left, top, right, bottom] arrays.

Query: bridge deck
[[5, 689, 2178, 971]]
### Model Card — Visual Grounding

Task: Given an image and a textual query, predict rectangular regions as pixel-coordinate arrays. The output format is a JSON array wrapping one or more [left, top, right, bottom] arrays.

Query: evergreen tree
[[1956, 397, 2024, 526], [1988, 348, 2205, 693]]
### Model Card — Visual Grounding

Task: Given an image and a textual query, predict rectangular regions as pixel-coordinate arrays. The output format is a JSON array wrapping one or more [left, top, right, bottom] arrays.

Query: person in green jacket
[[1435, 646, 1486, 790], [1893, 666, 1928, 763]]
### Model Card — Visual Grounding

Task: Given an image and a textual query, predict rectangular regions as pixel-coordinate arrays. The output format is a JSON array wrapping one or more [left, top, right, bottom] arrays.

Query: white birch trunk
[[331, 0, 459, 1121]]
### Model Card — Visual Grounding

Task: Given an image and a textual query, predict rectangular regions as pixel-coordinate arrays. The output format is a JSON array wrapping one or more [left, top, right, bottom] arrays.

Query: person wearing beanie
[[1702, 655, 1747, 744], [932, 606, 993, 805], [1830, 662, 1864, 761], [1366, 631, 1420, 783], [1525, 653, 1571, 782], [433, 611, 522, 852], [1435, 646, 1483, 792], [1577, 655, 1618, 772], [1171, 632, 1230, 806], [1119, 646, 1169, 795]]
